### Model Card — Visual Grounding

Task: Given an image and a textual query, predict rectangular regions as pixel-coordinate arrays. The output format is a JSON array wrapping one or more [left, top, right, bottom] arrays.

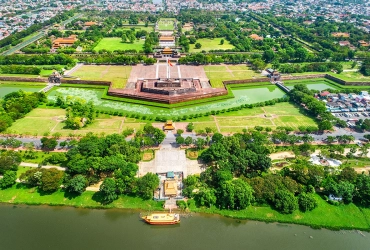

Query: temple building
[[159, 36, 175, 47], [163, 121, 175, 130], [154, 47, 181, 59], [52, 35, 78, 50]]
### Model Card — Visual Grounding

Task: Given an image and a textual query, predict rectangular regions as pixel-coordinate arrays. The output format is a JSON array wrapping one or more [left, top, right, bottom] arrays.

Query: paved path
[[20, 162, 67, 171]]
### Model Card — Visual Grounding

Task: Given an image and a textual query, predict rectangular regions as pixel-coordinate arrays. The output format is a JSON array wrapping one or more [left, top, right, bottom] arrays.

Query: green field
[[71, 65, 132, 88], [205, 64, 265, 88], [94, 38, 144, 52], [116, 26, 154, 33], [157, 19, 175, 31], [189, 38, 235, 53]]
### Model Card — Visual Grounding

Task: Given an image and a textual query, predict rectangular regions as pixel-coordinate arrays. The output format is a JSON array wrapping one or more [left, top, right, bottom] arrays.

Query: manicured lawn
[[193, 122, 218, 133], [94, 38, 144, 52], [26, 108, 66, 118], [273, 115, 317, 128], [217, 117, 273, 127], [158, 22, 174, 31], [16, 167, 33, 178], [8, 117, 59, 135], [116, 26, 154, 33], [204, 64, 265, 88], [71, 65, 132, 89], [189, 38, 235, 52]]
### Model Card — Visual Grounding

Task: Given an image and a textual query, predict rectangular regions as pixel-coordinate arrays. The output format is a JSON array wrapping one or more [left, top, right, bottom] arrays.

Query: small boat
[[142, 213, 180, 225]]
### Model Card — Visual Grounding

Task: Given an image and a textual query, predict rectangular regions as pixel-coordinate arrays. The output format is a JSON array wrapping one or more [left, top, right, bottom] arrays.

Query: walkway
[[20, 162, 67, 171]]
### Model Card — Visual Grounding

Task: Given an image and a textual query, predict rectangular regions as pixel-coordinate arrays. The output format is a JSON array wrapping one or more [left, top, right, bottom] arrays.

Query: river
[[0, 204, 369, 250]]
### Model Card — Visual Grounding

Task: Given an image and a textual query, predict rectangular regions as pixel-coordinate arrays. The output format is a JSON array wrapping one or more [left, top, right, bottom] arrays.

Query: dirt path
[[224, 65, 235, 77], [212, 116, 221, 133]]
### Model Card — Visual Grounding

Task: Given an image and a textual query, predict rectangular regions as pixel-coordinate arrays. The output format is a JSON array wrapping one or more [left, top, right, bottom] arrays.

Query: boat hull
[[143, 219, 180, 225]]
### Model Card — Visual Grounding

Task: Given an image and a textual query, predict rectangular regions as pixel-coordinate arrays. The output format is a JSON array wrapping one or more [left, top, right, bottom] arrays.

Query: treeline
[[360, 59, 370, 76], [182, 132, 370, 214], [77, 54, 146, 64], [279, 62, 343, 74], [0, 10, 75, 49], [0, 65, 41, 75], [289, 84, 345, 130], [0, 90, 46, 132], [0, 54, 75, 67]]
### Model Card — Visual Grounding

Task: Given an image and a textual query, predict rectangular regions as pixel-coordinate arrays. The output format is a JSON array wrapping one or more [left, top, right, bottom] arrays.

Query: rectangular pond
[[285, 80, 340, 91]]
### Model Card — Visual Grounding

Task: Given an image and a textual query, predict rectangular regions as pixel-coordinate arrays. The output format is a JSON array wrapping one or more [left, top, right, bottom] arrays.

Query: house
[[339, 41, 351, 46], [332, 32, 350, 38], [359, 40, 370, 47], [250, 34, 263, 40], [320, 91, 330, 98], [84, 21, 97, 28], [339, 93, 348, 101], [182, 22, 193, 31], [52, 35, 77, 49]]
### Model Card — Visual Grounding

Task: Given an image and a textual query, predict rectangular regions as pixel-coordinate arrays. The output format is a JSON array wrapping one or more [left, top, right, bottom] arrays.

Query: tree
[[195, 138, 206, 150], [0, 171, 17, 189], [65, 175, 88, 194], [137, 173, 159, 200], [318, 120, 332, 131], [262, 49, 275, 63], [40, 168, 64, 192], [184, 136, 193, 146], [195, 43, 202, 49], [186, 122, 194, 132], [212, 133, 223, 143], [218, 179, 254, 210], [205, 127, 213, 134], [176, 129, 184, 135], [194, 187, 217, 207], [340, 167, 357, 183], [273, 190, 298, 214], [176, 136, 185, 145], [121, 34, 127, 43], [0, 150, 21, 174], [220, 39, 224, 45], [99, 178, 118, 204], [298, 193, 317, 212], [354, 174, 370, 206], [40, 137, 58, 151]]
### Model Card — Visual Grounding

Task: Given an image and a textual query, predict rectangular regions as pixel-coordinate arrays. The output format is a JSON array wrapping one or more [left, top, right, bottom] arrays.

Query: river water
[[0, 204, 369, 250]]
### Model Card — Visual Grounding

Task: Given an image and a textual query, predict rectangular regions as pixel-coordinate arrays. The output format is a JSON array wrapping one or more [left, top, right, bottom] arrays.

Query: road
[[1, 126, 367, 150]]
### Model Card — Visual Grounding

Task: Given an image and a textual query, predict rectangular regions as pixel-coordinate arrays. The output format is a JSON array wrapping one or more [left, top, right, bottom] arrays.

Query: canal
[[0, 204, 369, 250]]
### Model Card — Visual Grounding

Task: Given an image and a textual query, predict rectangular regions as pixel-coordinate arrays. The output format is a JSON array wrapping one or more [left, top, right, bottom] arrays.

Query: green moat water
[[0, 204, 369, 250]]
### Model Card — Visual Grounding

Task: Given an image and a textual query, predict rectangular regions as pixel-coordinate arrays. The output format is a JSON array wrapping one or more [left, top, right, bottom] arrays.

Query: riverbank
[[1, 185, 370, 231]]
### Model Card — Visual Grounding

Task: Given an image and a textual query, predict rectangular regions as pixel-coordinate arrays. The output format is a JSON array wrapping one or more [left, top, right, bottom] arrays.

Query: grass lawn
[[217, 117, 273, 127], [116, 26, 154, 33], [19, 151, 66, 165], [8, 117, 59, 135], [205, 64, 265, 88], [16, 167, 33, 178], [94, 38, 144, 52], [158, 21, 174, 31], [71, 65, 132, 89], [189, 38, 235, 52], [193, 122, 218, 133]]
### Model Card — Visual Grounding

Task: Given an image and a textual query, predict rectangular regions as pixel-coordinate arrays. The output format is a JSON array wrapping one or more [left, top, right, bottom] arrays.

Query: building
[[84, 21, 97, 28], [250, 34, 263, 40], [163, 121, 175, 130], [52, 35, 77, 49], [159, 36, 175, 47], [332, 32, 350, 38]]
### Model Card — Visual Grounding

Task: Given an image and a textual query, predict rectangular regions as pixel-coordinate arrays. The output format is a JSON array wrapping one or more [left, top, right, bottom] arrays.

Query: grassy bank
[[1, 186, 370, 231], [0, 184, 163, 211], [188, 194, 370, 231]]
